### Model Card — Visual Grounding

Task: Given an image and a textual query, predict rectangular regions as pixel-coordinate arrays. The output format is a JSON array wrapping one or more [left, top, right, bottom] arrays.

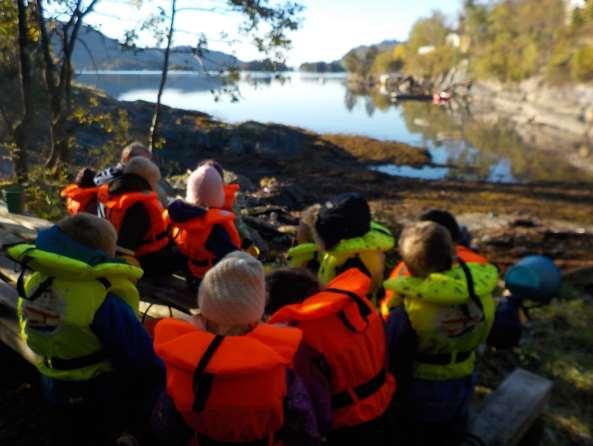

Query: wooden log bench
[[466, 368, 553, 446]]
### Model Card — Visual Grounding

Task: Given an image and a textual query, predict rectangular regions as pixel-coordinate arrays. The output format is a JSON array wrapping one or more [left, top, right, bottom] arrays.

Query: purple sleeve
[[280, 368, 322, 445], [291, 342, 333, 436]]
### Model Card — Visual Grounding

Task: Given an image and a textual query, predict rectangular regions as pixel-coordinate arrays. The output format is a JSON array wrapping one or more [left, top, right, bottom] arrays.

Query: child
[[60, 167, 100, 215], [6, 214, 164, 446], [165, 164, 241, 288], [152, 252, 326, 445], [98, 157, 171, 275], [383, 221, 497, 446], [286, 193, 394, 295], [93, 141, 152, 186], [268, 268, 396, 446], [197, 159, 257, 254], [380, 209, 487, 318]]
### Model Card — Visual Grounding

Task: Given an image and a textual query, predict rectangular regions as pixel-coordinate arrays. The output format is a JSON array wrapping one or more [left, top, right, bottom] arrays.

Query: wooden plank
[[468, 368, 553, 446], [0, 211, 52, 232], [138, 274, 197, 314]]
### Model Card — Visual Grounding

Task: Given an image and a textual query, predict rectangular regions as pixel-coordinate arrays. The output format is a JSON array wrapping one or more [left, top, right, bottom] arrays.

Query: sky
[[82, 0, 464, 66]]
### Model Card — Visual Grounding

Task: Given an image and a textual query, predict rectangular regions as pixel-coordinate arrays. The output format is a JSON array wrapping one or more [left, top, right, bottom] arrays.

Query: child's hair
[[296, 204, 321, 245], [57, 214, 117, 256], [419, 209, 461, 243], [123, 157, 161, 190], [121, 141, 151, 164], [399, 221, 454, 277], [75, 167, 97, 188], [198, 159, 224, 180], [266, 268, 321, 315]]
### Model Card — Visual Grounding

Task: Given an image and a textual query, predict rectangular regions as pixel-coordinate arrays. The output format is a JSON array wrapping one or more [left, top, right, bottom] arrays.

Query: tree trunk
[[148, 0, 177, 152], [42, 0, 100, 169], [14, 0, 33, 183]]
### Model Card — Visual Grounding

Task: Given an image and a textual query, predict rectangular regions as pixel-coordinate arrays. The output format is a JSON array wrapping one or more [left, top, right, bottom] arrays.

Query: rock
[[224, 135, 246, 155], [224, 170, 256, 192]]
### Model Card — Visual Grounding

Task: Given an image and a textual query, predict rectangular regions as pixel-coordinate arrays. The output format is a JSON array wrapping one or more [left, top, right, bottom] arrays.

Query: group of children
[[7, 142, 505, 446]]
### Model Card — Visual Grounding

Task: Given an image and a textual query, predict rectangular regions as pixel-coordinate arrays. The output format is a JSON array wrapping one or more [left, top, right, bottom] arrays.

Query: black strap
[[325, 287, 371, 333], [142, 230, 169, 245], [97, 277, 111, 290], [458, 259, 485, 319], [190, 258, 210, 268], [18, 273, 54, 302], [192, 335, 225, 412], [43, 350, 108, 370], [415, 350, 473, 365], [332, 368, 387, 409]]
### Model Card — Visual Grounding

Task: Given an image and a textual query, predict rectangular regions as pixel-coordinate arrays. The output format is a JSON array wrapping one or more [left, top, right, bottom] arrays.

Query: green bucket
[[4, 185, 24, 214]]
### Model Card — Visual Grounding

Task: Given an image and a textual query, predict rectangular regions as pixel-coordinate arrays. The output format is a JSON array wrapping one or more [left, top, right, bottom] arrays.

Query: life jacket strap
[[415, 350, 473, 366], [458, 258, 485, 321], [43, 349, 108, 371], [192, 335, 225, 412], [325, 287, 372, 333], [331, 368, 387, 409]]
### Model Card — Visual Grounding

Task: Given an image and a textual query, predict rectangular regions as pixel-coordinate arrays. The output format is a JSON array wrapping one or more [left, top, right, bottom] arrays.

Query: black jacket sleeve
[[118, 202, 151, 251], [205, 224, 240, 264]]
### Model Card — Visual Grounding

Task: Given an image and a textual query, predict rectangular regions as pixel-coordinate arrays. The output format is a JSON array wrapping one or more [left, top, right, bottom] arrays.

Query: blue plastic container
[[504, 255, 561, 303]]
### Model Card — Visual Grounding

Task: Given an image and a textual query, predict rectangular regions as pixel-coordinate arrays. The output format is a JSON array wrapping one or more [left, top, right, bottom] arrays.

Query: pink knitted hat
[[186, 165, 225, 208]]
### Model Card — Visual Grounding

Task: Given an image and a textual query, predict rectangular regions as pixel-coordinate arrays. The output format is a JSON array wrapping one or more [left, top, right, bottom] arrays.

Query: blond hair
[[296, 204, 321, 245], [57, 214, 117, 256], [124, 157, 161, 190], [399, 221, 454, 277], [121, 141, 151, 164]]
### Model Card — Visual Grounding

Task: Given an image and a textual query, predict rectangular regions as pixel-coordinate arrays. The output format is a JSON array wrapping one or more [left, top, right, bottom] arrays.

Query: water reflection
[[74, 71, 593, 184]]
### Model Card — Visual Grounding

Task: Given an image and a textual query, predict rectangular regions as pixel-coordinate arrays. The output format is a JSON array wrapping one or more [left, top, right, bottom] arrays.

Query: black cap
[[315, 193, 371, 250]]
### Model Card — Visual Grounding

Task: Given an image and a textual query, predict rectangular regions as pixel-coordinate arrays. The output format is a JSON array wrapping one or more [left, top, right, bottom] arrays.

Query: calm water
[[76, 71, 593, 184]]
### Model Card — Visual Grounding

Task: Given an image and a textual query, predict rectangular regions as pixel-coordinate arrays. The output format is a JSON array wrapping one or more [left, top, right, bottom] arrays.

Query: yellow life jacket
[[287, 223, 394, 295], [319, 222, 394, 294], [384, 262, 497, 381], [6, 244, 143, 381]]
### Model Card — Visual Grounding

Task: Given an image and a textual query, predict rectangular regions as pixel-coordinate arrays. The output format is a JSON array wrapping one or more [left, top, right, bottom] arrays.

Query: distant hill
[[240, 58, 291, 71], [299, 61, 344, 73], [60, 25, 240, 72], [299, 40, 399, 73], [345, 39, 400, 59]]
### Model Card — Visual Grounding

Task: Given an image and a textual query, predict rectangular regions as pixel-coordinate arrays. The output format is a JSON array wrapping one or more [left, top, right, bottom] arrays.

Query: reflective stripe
[[415, 350, 472, 366]]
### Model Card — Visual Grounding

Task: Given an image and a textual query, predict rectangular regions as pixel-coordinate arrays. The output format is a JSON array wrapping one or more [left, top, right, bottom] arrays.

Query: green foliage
[[24, 165, 69, 221], [571, 46, 593, 81]]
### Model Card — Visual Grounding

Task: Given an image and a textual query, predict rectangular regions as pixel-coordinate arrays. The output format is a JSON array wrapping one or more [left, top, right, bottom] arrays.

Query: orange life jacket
[[380, 245, 488, 319], [60, 184, 100, 215], [97, 185, 169, 257], [154, 319, 302, 444], [223, 183, 240, 211], [269, 269, 395, 429], [165, 208, 241, 279]]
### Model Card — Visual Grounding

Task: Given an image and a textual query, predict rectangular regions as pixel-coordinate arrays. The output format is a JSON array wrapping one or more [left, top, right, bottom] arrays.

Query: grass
[[476, 287, 593, 446]]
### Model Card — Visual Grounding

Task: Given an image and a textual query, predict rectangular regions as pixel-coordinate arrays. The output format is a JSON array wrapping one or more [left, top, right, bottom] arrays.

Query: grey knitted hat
[[198, 251, 266, 325]]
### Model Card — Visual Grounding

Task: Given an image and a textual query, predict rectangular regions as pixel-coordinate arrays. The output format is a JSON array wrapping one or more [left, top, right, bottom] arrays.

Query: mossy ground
[[476, 287, 593, 445]]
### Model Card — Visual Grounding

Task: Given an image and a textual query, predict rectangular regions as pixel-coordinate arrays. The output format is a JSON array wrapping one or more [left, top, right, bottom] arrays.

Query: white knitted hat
[[186, 165, 225, 208], [198, 252, 266, 326]]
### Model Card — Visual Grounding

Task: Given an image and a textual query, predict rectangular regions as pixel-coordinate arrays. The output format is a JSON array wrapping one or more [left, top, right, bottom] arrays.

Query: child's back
[[6, 214, 164, 445], [269, 268, 396, 446], [383, 221, 497, 446], [166, 165, 240, 284], [153, 252, 321, 446], [287, 193, 394, 295]]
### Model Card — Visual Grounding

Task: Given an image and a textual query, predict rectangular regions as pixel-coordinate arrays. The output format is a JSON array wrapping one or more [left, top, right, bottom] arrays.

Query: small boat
[[433, 91, 452, 104], [389, 92, 432, 102]]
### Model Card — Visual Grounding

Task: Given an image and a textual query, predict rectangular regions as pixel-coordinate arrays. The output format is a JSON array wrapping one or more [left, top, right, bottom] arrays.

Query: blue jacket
[[35, 226, 165, 409]]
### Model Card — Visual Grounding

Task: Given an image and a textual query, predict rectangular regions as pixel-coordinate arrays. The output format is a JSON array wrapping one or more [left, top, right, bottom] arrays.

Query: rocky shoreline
[[468, 79, 593, 173], [12, 86, 593, 271]]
